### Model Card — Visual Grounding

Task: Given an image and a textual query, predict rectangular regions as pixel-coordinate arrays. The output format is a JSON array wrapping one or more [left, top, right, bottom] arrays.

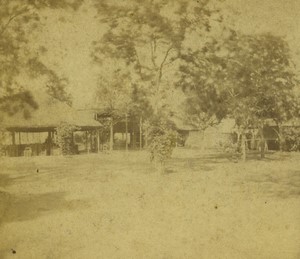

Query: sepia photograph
[[0, 0, 300, 258]]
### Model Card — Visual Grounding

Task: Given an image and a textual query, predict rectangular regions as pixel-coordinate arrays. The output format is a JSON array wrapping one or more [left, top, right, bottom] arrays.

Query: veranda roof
[[1, 91, 101, 132]]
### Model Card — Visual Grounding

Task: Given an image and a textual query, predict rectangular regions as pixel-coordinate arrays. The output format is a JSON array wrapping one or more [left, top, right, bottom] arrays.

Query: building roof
[[171, 115, 236, 133], [1, 91, 101, 131], [265, 118, 300, 127]]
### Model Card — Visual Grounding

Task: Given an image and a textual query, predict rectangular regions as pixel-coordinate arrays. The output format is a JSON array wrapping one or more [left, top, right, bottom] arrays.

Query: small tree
[[56, 123, 79, 155], [94, 69, 133, 151], [281, 127, 300, 152], [148, 117, 177, 173]]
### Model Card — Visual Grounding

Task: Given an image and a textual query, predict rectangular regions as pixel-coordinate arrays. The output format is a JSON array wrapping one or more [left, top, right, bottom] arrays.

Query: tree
[[27, 58, 72, 105], [178, 48, 229, 131], [130, 83, 154, 149], [148, 116, 178, 173], [179, 31, 300, 160], [92, 0, 223, 115], [0, 0, 83, 121], [222, 33, 299, 159], [56, 122, 79, 155], [94, 69, 133, 151]]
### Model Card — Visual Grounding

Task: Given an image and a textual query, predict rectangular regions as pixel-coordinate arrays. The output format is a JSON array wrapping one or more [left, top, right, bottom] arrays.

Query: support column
[[132, 119, 136, 149], [109, 118, 113, 151], [46, 131, 52, 156], [11, 132, 15, 145], [71, 132, 75, 154], [97, 130, 100, 153], [90, 131, 93, 153], [85, 131, 89, 154], [11, 131, 16, 156]]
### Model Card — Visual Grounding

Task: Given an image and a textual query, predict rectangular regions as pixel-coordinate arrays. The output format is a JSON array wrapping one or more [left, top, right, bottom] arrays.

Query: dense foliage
[[92, 0, 223, 115], [148, 118, 177, 171], [0, 0, 82, 121], [55, 123, 79, 155], [281, 127, 300, 152], [178, 31, 300, 159]]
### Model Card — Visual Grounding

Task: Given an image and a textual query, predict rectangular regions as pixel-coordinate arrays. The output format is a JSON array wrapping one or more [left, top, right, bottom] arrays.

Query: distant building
[[0, 92, 102, 157], [172, 117, 237, 149]]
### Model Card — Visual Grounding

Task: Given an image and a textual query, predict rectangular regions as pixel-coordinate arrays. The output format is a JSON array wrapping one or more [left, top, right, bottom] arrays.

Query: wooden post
[[85, 131, 89, 154], [71, 132, 74, 154], [139, 117, 142, 150], [259, 123, 265, 159], [110, 118, 114, 151], [241, 133, 246, 162], [47, 131, 52, 156], [145, 127, 148, 148], [97, 130, 100, 153], [132, 131, 136, 149], [277, 125, 283, 152], [11, 131, 16, 156], [125, 114, 128, 152], [90, 131, 92, 152], [11, 131, 15, 145], [19, 132, 21, 145]]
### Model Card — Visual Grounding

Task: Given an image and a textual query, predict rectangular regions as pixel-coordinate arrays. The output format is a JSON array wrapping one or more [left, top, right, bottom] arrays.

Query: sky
[[31, 0, 300, 108]]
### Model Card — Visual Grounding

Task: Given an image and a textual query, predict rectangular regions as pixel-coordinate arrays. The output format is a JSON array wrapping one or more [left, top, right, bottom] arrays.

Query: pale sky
[[30, 0, 300, 108]]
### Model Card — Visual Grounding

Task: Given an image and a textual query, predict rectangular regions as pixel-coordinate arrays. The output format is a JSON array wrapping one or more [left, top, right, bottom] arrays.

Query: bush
[[281, 127, 300, 151], [56, 123, 79, 155], [148, 120, 177, 171]]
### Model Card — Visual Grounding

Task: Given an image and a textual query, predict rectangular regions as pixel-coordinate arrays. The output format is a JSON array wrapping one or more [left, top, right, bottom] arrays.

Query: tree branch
[[0, 7, 28, 36], [150, 38, 157, 68], [158, 46, 173, 82]]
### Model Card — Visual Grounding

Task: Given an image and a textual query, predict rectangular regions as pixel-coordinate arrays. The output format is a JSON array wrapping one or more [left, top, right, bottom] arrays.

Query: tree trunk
[[250, 130, 256, 150], [241, 133, 246, 162], [110, 119, 113, 151], [145, 127, 148, 148], [125, 114, 128, 152], [278, 125, 283, 152], [259, 125, 265, 159], [154, 158, 165, 174], [139, 116, 142, 150]]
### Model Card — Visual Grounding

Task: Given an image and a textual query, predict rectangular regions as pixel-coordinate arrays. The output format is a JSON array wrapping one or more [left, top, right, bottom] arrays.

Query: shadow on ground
[[243, 170, 300, 199], [0, 191, 89, 225], [167, 153, 234, 173]]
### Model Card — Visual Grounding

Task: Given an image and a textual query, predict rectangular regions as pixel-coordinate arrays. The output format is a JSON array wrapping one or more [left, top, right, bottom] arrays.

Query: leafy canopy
[[0, 0, 83, 120]]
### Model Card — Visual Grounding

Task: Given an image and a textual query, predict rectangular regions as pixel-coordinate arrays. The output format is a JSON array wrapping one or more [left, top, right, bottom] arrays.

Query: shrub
[[55, 123, 79, 155], [281, 127, 300, 151], [148, 120, 177, 172]]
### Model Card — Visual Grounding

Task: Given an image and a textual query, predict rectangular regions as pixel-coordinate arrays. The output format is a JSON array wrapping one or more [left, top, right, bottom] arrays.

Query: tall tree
[[0, 0, 83, 121], [179, 31, 300, 160], [92, 0, 223, 115]]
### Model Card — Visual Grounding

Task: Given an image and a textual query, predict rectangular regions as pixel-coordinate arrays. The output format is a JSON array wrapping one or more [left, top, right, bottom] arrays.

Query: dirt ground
[[0, 149, 300, 259]]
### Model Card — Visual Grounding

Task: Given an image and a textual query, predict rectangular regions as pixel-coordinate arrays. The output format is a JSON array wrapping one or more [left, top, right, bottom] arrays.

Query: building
[[0, 92, 102, 157]]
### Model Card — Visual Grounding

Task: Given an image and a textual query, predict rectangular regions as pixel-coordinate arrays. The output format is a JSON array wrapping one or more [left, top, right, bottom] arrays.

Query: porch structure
[[0, 92, 102, 157]]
